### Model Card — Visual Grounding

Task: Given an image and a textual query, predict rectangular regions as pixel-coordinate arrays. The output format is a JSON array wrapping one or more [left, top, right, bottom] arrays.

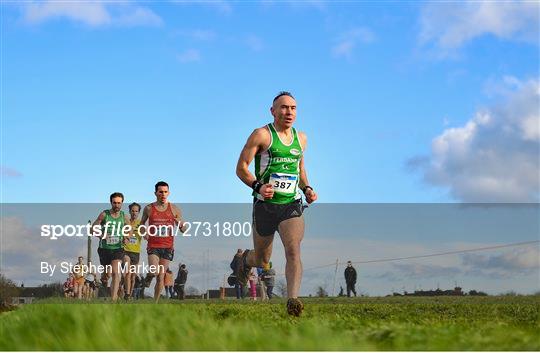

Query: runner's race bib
[[104, 220, 122, 245], [106, 235, 120, 245], [128, 236, 138, 244], [269, 173, 298, 194]]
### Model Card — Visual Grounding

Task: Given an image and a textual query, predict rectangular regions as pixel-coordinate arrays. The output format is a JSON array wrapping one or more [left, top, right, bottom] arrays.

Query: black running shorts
[[147, 247, 174, 261], [252, 198, 303, 237], [124, 250, 140, 265], [98, 247, 124, 266]]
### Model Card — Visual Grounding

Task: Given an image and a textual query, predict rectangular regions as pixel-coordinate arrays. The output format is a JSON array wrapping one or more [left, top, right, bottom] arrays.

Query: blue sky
[[2, 1, 538, 203], [1, 1, 539, 295]]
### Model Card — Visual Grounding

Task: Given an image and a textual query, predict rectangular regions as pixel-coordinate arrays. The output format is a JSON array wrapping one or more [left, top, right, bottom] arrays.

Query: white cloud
[[21, 1, 162, 27], [176, 49, 201, 63], [461, 247, 540, 279], [332, 27, 375, 59], [1, 217, 38, 253], [374, 263, 462, 281], [462, 247, 540, 271], [366, 242, 539, 282], [419, 1, 539, 56], [23, 1, 111, 26], [113, 6, 163, 27], [1, 217, 82, 285], [409, 77, 540, 202]]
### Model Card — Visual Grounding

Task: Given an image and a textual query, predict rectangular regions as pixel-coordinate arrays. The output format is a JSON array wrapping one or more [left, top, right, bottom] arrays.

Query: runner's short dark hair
[[129, 202, 141, 212], [273, 91, 294, 103], [155, 181, 169, 191], [110, 192, 124, 202]]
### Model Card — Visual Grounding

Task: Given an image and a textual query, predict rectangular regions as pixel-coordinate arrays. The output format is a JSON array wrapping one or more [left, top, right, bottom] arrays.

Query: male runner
[[91, 192, 130, 301], [233, 91, 317, 316], [63, 274, 74, 298], [140, 181, 185, 302], [123, 202, 142, 300], [73, 256, 85, 299]]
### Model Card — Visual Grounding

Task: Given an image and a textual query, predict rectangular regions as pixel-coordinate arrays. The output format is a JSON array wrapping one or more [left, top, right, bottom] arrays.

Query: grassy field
[[1, 296, 539, 351]]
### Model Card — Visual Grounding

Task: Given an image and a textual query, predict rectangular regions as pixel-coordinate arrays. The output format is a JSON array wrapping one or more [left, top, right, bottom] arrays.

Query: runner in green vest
[[234, 91, 317, 316], [91, 192, 131, 301]]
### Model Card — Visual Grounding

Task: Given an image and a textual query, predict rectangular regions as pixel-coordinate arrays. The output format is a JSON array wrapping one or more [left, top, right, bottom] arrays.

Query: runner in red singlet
[[140, 181, 186, 302]]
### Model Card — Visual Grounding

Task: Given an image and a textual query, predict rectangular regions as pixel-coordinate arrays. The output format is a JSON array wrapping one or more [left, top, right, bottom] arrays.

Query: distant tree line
[[1, 273, 63, 309]]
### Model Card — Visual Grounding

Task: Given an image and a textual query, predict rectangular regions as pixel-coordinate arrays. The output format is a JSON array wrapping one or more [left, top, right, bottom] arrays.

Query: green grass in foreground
[[1, 296, 539, 351]]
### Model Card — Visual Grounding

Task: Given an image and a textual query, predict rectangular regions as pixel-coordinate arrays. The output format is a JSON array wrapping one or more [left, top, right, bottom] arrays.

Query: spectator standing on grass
[[344, 261, 357, 297], [133, 275, 141, 299], [263, 262, 276, 299], [138, 275, 146, 299], [164, 268, 174, 298], [249, 267, 258, 300], [230, 249, 246, 299], [175, 264, 188, 300]]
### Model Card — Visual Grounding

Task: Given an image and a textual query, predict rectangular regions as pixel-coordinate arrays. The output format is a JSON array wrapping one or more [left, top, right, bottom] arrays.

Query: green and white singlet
[[253, 123, 303, 204], [99, 210, 125, 250]]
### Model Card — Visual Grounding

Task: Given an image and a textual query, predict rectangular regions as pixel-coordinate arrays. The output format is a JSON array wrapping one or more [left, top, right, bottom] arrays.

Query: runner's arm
[[298, 132, 317, 203], [140, 205, 150, 240], [171, 204, 187, 233], [91, 212, 105, 237], [236, 128, 270, 187], [140, 205, 150, 225], [236, 128, 274, 199]]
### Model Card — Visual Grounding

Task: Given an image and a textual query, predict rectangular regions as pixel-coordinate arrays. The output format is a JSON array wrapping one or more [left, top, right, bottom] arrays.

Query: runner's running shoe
[[287, 298, 304, 317]]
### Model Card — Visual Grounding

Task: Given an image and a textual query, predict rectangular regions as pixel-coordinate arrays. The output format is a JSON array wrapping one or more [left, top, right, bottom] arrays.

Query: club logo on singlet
[[290, 148, 300, 156]]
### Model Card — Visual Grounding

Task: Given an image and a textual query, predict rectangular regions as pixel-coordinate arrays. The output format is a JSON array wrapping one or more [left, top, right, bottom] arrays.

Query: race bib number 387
[[106, 236, 120, 245], [269, 173, 298, 194]]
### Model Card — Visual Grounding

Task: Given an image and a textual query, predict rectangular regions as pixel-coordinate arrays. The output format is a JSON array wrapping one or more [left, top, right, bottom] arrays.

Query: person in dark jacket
[[133, 275, 142, 299], [230, 249, 246, 299], [262, 261, 276, 299], [344, 261, 357, 297], [174, 264, 188, 300]]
